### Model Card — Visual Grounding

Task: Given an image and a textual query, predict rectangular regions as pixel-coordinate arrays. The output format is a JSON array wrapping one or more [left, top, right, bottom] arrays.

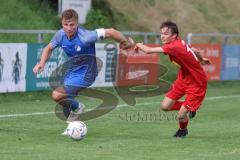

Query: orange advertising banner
[[191, 44, 222, 80], [116, 49, 159, 86]]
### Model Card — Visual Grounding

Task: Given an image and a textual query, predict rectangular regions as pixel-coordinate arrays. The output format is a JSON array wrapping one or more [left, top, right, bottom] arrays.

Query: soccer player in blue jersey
[[33, 9, 134, 134]]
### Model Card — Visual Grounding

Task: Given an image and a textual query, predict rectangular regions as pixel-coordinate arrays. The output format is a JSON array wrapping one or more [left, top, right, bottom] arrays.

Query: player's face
[[62, 18, 78, 39], [160, 27, 177, 44]]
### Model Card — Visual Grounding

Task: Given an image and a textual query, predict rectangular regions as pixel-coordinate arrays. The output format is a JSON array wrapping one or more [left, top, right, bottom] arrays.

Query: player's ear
[[172, 33, 177, 39]]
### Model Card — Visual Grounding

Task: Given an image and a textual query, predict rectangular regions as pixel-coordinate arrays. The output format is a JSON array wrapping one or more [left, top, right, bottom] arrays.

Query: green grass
[[1, 82, 240, 160], [2, 0, 240, 44], [0, 0, 59, 43]]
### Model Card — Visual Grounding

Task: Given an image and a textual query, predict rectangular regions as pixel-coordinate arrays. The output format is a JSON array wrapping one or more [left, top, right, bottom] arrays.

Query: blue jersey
[[50, 27, 104, 87]]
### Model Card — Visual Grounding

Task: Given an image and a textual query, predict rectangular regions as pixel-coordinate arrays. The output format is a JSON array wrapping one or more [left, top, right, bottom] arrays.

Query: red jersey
[[162, 38, 207, 86]]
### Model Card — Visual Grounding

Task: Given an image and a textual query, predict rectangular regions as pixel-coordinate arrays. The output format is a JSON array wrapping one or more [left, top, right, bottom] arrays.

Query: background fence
[[0, 29, 160, 44], [0, 30, 240, 93]]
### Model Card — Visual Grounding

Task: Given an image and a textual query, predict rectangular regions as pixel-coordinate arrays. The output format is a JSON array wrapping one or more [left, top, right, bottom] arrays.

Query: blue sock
[[65, 96, 79, 111], [69, 99, 79, 111]]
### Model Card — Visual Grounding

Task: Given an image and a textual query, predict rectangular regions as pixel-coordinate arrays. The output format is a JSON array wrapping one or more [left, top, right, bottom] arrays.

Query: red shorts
[[166, 79, 207, 112]]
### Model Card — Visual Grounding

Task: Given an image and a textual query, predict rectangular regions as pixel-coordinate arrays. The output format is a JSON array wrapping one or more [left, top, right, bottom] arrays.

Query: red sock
[[178, 117, 189, 130], [169, 101, 183, 111]]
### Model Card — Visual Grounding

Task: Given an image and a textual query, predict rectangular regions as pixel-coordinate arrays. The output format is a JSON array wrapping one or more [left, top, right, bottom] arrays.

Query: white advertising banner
[[60, 0, 91, 24], [91, 43, 117, 87], [0, 43, 27, 93], [0, 45, 8, 93]]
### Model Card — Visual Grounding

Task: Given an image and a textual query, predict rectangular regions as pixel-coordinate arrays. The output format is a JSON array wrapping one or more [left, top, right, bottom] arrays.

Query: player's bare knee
[[161, 102, 170, 111], [161, 107, 169, 111], [52, 91, 63, 102]]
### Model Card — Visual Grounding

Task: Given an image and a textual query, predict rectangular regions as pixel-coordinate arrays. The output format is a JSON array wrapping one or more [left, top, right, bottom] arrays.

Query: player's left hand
[[201, 58, 212, 65]]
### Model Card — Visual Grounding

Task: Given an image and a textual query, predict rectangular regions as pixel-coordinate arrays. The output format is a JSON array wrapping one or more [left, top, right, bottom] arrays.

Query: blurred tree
[[83, 9, 111, 29]]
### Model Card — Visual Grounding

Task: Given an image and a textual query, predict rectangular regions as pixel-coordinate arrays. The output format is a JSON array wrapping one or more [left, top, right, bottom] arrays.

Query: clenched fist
[[119, 37, 135, 49], [33, 63, 44, 75]]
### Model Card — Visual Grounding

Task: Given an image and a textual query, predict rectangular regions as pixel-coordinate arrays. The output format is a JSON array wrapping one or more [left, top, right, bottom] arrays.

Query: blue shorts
[[63, 68, 96, 96]]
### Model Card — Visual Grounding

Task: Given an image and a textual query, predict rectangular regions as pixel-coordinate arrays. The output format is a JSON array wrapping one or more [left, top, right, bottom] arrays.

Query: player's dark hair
[[160, 21, 179, 37], [61, 9, 78, 22]]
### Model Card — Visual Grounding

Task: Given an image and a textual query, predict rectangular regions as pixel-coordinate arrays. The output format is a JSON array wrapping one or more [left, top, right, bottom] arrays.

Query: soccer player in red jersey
[[135, 21, 211, 137]]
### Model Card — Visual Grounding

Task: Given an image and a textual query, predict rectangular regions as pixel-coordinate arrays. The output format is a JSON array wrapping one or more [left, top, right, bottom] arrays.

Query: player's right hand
[[33, 63, 44, 75], [200, 58, 212, 65]]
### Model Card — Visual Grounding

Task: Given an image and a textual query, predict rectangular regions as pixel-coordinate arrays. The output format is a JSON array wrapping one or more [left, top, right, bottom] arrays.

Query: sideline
[[0, 94, 240, 119]]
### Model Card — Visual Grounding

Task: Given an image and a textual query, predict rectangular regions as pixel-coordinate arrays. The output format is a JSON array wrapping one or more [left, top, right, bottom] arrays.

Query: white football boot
[[66, 103, 85, 123], [61, 103, 85, 135]]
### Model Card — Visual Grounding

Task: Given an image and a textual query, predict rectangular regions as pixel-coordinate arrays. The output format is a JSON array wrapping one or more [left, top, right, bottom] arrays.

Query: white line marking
[[0, 94, 239, 119], [0, 112, 54, 118], [205, 94, 240, 100]]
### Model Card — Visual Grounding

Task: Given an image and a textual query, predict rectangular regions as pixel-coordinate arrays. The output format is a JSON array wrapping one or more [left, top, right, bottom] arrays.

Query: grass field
[[0, 81, 240, 160]]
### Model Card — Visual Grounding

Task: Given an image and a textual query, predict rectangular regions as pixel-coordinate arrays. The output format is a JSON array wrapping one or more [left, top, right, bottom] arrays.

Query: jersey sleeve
[[161, 43, 176, 56], [82, 28, 106, 44], [50, 30, 63, 49]]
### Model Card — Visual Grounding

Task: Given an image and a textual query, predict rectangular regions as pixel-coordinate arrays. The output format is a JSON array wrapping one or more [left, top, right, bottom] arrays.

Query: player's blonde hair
[[61, 9, 78, 22]]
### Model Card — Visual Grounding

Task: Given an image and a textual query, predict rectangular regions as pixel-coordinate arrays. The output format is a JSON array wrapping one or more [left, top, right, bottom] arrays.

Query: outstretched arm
[[33, 43, 53, 75], [135, 43, 164, 53], [104, 28, 134, 49], [105, 28, 128, 42]]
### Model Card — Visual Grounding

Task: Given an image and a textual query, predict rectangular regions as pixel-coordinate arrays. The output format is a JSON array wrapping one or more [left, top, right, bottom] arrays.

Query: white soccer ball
[[67, 121, 87, 140]]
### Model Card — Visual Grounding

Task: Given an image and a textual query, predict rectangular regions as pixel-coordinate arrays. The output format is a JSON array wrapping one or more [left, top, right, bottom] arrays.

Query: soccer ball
[[66, 121, 87, 140]]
